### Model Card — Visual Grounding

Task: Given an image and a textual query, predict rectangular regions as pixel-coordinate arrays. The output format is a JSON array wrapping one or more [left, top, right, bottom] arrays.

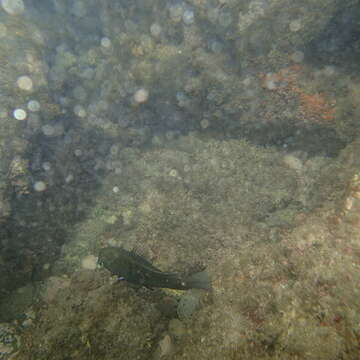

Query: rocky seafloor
[[1, 0, 360, 359]]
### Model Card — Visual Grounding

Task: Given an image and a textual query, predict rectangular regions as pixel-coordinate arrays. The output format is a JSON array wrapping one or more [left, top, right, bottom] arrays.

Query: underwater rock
[[0, 323, 20, 359], [177, 290, 202, 320]]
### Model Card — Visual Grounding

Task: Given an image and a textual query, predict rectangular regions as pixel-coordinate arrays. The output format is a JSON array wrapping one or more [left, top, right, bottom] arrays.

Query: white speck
[[134, 88, 149, 103], [27, 100, 41, 112], [13, 108, 27, 120], [74, 149, 82, 157], [112, 186, 119, 193], [33, 181, 47, 192], [1, 0, 24, 15], [17, 76, 33, 91]]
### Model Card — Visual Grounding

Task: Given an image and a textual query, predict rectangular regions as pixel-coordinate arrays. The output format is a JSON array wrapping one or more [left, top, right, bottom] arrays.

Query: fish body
[[98, 247, 211, 290]]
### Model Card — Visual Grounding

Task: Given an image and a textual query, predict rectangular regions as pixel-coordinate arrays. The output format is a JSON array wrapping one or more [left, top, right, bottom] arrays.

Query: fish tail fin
[[185, 270, 211, 290]]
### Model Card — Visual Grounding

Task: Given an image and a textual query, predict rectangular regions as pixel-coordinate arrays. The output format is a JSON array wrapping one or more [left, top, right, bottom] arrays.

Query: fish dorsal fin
[[129, 248, 162, 272]]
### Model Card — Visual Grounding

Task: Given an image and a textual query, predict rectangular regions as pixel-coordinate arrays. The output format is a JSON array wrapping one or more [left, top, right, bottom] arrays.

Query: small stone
[[81, 255, 98, 270], [158, 334, 173, 357]]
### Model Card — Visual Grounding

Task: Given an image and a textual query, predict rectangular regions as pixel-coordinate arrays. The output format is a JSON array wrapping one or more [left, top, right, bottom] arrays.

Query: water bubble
[[110, 144, 119, 156], [200, 119, 210, 129], [74, 149, 82, 157], [13, 108, 27, 121], [17, 76, 33, 91], [28, 114, 40, 129], [183, 9, 195, 25], [71, 0, 86, 17], [105, 160, 114, 171], [243, 77, 252, 86], [168, 3, 183, 22], [169, 169, 178, 177], [176, 91, 189, 107], [1, 0, 24, 15], [81, 67, 94, 80], [165, 131, 176, 140], [124, 20, 137, 33], [0, 23, 7, 37], [53, 123, 64, 136], [31, 29, 45, 46], [208, 39, 224, 53], [291, 50, 304, 63], [207, 8, 219, 23], [41, 124, 55, 136], [323, 65, 336, 76], [101, 37, 112, 48], [150, 23, 162, 37], [118, 117, 130, 128], [134, 88, 149, 103], [74, 105, 86, 118], [218, 10, 233, 27], [151, 135, 163, 146], [33, 181, 47, 192], [65, 174, 74, 183], [27, 100, 41, 112], [42, 162, 51, 171], [73, 86, 87, 101], [289, 19, 302, 32]]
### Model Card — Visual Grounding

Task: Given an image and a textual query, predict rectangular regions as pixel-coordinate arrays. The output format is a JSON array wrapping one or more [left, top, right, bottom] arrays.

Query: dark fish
[[98, 246, 211, 290]]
